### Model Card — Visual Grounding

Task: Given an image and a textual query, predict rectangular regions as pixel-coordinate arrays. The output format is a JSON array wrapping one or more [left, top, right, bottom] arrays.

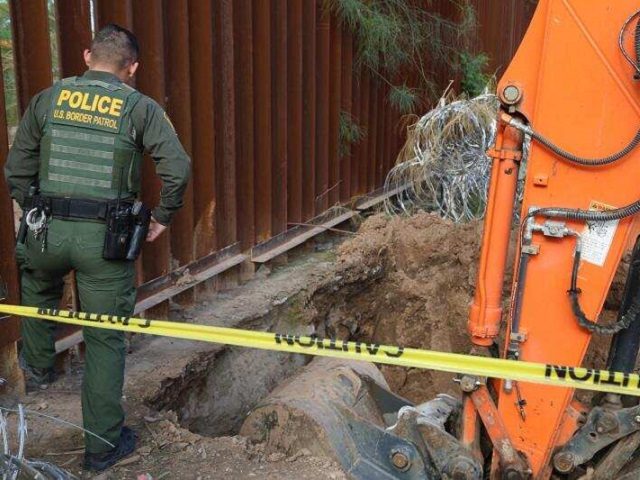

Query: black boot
[[83, 426, 137, 472], [19, 354, 56, 393]]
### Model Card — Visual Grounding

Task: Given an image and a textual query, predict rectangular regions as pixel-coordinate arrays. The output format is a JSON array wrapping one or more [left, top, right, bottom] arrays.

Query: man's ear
[[128, 61, 139, 79], [83, 49, 91, 67]]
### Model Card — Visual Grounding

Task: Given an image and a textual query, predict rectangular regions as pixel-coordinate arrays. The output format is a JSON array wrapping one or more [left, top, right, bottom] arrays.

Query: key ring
[[25, 207, 47, 233]]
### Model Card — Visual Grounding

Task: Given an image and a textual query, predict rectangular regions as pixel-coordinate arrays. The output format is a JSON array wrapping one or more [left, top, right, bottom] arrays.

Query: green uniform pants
[[18, 218, 136, 453]]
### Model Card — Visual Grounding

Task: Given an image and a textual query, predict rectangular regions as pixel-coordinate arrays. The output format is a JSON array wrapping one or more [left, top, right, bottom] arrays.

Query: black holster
[[103, 203, 133, 260], [102, 200, 151, 261], [126, 202, 151, 261]]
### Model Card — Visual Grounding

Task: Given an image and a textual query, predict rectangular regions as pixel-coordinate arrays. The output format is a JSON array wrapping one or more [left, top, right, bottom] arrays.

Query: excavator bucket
[[241, 358, 481, 479]]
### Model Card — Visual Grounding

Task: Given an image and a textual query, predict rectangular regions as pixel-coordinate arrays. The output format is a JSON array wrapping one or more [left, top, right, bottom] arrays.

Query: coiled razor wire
[[0, 406, 77, 480], [384, 93, 500, 222]]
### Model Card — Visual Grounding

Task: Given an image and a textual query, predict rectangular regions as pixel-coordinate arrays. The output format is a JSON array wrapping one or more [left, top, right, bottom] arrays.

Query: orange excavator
[[466, 1, 640, 477], [244, 1, 640, 478]]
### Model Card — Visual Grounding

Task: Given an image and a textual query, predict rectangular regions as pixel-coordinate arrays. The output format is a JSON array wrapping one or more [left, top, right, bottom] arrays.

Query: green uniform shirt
[[4, 70, 191, 225]]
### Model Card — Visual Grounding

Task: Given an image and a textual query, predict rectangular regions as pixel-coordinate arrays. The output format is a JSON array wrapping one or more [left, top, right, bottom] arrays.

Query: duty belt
[[36, 196, 132, 221]]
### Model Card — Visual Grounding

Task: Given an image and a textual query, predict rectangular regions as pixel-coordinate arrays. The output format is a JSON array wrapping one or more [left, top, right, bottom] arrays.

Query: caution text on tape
[[0, 304, 638, 397]]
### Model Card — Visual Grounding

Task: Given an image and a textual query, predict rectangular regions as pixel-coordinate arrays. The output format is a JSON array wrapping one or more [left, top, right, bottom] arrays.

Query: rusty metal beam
[[301, 0, 316, 221], [271, 0, 287, 236], [328, 17, 341, 207], [315, 6, 330, 214], [132, 0, 170, 316], [165, 0, 194, 305], [339, 30, 353, 202], [355, 184, 408, 212], [253, 0, 272, 241], [287, 0, 303, 225], [251, 184, 408, 264], [56, 0, 92, 77], [188, 0, 217, 260], [135, 244, 246, 314], [10, 0, 52, 114], [214, 0, 237, 249], [234, 0, 255, 250], [251, 210, 357, 264]]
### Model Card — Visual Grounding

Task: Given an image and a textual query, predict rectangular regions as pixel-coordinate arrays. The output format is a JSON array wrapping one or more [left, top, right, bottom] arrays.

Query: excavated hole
[[145, 294, 313, 437], [144, 213, 629, 439]]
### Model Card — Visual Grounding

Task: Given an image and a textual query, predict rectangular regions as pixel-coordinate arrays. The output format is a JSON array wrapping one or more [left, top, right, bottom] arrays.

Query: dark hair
[[90, 24, 139, 69]]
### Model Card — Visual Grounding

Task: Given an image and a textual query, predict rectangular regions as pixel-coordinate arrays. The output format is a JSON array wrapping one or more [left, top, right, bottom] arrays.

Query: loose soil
[[306, 213, 483, 402], [1, 212, 626, 479]]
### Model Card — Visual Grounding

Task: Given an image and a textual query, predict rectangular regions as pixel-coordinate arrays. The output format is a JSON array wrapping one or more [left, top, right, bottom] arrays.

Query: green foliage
[[328, 0, 484, 158], [338, 110, 365, 157], [388, 84, 418, 114], [459, 51, 491, 97]]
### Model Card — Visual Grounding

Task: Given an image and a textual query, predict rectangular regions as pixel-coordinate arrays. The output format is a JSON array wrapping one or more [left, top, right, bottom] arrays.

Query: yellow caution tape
[[1, 303, 639, 396]]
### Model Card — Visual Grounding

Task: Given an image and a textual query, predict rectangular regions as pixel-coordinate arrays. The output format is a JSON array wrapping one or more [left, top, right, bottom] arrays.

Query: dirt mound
[[307, 212, 483, 402], [308, 212, 627, 403]]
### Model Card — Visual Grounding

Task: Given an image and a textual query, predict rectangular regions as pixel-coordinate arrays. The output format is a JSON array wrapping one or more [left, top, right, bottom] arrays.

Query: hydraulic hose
[[527, 199, 640, 334], [531, 199, 640, 223], [503, 115, 640, 168], [528, 127, 640, 167], [503, 10, 640, 167], [569, 247, 634, 335], [635, 14, 640, 75], [620, 9, 640, 78], [510, 11, 640, 335]]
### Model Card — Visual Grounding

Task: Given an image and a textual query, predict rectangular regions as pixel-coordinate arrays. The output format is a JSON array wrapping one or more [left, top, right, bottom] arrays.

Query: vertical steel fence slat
[[253, 0, 272, 241], [358, 73, 370, 195], [132, 0, 171, 314], [328, 17, 341, 207], [315, 5, 330, 214], [287, 0, 303, 225], [301, 0, 316, 221], [96, 0, 133, 28], [271, 0, 287, 235], [350, 66, 361, 196], [9, 0, 52, 114], [56, 0, 92, 78], [0, 50, 20, 345], [188, 0, 217, 260], [377, 88, 386, 187], [235, 0, 255, 250], [165, 0, 195, 304], [214, 0, 237, 249], [339, 29, 353, 202], [367, 79, 378, 192]]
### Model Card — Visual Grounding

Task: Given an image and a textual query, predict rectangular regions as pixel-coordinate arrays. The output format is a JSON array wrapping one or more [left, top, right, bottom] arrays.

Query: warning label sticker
[[581, 201, 618, 267]]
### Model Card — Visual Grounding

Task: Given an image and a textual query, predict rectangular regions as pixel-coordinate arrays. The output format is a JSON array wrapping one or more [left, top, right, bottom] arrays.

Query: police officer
[[4, 25, 191, 471]]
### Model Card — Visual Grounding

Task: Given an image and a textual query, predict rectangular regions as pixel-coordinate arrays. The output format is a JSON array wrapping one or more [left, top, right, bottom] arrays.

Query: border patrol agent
[[4, 25, 191, 471]]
